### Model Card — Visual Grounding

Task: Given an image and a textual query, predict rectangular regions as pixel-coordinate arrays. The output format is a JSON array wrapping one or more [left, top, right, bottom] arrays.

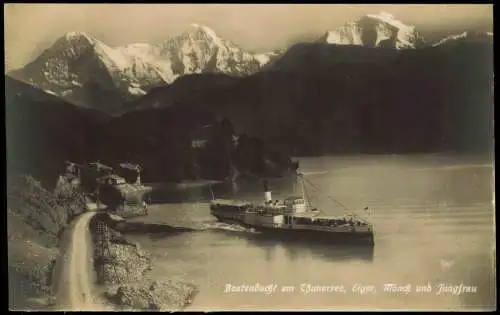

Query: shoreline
[[88, 212, 198, 311], [7, 175, 292, 310]]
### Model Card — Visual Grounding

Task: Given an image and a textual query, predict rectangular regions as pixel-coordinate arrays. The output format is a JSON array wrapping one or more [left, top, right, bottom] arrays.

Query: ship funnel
[[263, 180, 272, 203]]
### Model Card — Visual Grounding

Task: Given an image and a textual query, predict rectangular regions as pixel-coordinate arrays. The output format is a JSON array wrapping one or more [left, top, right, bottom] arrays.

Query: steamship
[[209, 174, 374, 245]]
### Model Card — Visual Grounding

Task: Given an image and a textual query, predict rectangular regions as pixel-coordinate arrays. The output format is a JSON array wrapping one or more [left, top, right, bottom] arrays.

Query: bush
[[7, 173, 86, 246]]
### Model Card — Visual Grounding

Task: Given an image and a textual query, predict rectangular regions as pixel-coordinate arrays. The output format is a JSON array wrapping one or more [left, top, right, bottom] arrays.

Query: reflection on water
[[242, 232, 375, 263], [205, 228, 375, 263], [126, 155, 495, 311]]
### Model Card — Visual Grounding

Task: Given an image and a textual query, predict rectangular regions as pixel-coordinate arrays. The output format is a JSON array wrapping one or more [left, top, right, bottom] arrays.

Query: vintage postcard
[[5, 3, 495, 311]]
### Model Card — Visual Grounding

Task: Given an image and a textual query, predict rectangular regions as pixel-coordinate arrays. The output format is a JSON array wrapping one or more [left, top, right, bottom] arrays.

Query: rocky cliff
[[88, 213, 197, 311]]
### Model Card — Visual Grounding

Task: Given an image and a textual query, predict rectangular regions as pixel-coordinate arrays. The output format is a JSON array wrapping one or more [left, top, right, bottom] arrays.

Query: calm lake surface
[[128, 154, 495, 311]]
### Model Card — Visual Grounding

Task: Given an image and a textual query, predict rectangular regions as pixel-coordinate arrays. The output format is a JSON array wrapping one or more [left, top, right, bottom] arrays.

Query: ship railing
[[263, 207, 287, 214], [344, 213, 371, 223], [295, 216, 369, 228], [293, 224, 357, 232]]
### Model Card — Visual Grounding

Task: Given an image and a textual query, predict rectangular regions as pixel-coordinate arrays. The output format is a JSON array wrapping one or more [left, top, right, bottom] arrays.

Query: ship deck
[[290, 212, 372, 224], [211, 200, 372, 226], [211, 199, 251, 207], [289, 211, 361, 218]]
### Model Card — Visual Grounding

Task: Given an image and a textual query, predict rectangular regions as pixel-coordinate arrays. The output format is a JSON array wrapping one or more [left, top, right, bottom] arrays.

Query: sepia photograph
[[5, 3, 495, 311]]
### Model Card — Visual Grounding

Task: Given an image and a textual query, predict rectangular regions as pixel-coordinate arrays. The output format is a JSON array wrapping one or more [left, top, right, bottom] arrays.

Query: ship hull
[[212, 213, 246, 225], [212, 213, 374, 246], [243, 224, 374, 246], [210, 203, 247, 224]]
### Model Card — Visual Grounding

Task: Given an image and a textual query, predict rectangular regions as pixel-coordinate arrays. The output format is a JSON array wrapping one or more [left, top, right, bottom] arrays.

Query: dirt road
[[52, 211, 113, 311]]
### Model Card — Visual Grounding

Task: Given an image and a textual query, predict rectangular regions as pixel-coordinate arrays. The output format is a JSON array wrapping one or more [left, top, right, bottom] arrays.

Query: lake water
[[127, 154, 496, 311]]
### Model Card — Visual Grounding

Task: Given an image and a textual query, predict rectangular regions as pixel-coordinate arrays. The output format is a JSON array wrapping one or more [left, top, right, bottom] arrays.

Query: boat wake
[[299, 171, 329, 176], [197, 221, 257, 234]]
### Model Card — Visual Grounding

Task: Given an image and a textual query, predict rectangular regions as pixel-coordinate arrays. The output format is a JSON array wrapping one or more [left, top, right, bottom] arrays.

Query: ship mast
[[209, 184, 215, 201], [300, 174, 306, 200], [298, 173, 312, 211], [96, 177, 101, 211]]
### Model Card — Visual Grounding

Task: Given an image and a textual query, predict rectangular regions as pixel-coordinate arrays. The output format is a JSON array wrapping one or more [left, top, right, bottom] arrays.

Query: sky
[[4, 4, 493, 72]]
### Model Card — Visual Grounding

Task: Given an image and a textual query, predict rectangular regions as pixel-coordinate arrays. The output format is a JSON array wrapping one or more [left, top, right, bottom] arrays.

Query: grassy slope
[[7, 174, 86, 310]]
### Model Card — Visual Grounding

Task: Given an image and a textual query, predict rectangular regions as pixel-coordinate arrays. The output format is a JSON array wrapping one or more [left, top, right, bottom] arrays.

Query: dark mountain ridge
[[6, 76, 110, 187], [122, 39, 493, 156], [6, 76, 297, 187]]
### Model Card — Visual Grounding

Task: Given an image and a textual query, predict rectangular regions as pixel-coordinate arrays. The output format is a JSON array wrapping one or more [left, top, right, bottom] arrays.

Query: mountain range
[[8, 24, 282, 114], [8, 12, 493, 115], [5, 12, 494, 186]]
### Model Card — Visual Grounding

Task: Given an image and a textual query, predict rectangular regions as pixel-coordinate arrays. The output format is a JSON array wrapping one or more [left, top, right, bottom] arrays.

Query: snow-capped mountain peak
[[320, 12, 425, 49], [365, 11, 411, 31], [10, 25, 281, 114], [156, 23, 267, 78], [63, 31, 94, 43], [49, 31, 96, 55], [189, 23, 219, 40]]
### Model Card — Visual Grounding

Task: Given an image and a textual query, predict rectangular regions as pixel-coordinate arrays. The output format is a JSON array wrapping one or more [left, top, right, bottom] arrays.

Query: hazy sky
[[4, 4, 493, 71]]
